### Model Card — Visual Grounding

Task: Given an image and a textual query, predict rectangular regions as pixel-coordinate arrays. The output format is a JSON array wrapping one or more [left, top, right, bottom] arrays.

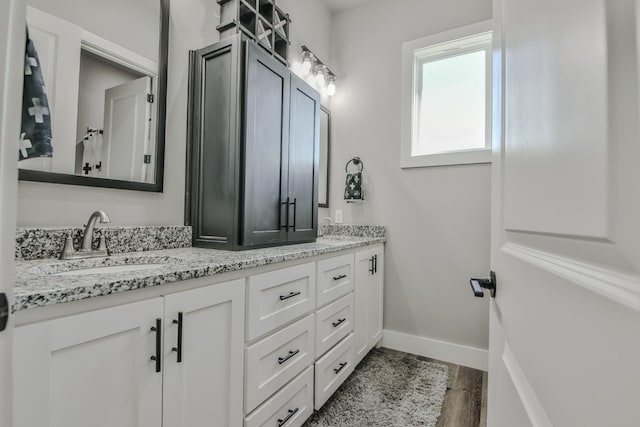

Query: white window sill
[[400, 148, 492, 168]]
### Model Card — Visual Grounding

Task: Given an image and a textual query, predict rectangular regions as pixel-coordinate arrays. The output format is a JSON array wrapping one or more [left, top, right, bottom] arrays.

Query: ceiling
[[322, 0, 372, 12]]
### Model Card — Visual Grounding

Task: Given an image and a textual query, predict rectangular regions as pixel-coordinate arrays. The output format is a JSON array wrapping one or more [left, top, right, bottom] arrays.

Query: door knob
[[470, 271, 496, 298]]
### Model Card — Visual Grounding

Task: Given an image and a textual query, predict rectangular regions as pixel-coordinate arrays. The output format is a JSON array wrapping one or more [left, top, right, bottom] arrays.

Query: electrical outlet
[[335, 210, 343, 224]]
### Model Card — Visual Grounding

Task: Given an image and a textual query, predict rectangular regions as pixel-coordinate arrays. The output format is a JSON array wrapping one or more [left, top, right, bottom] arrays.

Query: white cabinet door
[[367, 246, 384, 347], [354, 245, 384, 366], [162, 280, 245, 427], [14, 298, 164, 427]]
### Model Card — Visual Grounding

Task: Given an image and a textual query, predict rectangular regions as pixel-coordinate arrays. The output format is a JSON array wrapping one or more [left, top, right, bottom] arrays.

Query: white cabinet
[[14, 298, 165, 427], [354, 244, 384, 366], [162, 279, 245, 427], [14, 280, 246, 427]]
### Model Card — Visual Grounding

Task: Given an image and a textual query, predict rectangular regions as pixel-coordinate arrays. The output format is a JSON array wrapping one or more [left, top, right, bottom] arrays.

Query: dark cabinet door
[[187, 37, 242, 249], [242, 42, 291, 246], [287, 74, 320, 242]]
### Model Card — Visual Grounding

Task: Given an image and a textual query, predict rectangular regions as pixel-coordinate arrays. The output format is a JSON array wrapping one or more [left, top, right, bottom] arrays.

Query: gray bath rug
[[304, 348, 449, 427]]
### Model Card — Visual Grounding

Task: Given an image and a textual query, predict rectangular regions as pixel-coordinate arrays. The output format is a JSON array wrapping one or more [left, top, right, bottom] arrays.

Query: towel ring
[[345, 157, 364, 173]]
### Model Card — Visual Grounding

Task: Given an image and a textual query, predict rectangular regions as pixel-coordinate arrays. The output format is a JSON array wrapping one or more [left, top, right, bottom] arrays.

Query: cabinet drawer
[[315, 293, 353, 358], [314, 333, 355, 410], [245, 315, 315, 413], [316, 254, 354, 307], [247, 262, 316, 341], [244, 367, 314, 427]]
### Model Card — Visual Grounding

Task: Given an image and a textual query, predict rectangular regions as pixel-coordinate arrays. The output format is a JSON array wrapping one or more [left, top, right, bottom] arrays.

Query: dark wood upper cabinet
[[186, 35, 320, 250]]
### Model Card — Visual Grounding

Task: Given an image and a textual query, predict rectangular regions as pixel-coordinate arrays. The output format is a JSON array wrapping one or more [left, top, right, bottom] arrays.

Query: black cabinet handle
[[469, 271, 497, 298], [277, 408, 299, 427], [281, 198, 290, 230], [0, 293, 8, 332], [278, 349, 299, 365], [332, 318, 346, 328], [369, 256, 375, 274], [333, 362, 347, 374], [374, 255, 378, 274], [172, 312, 183, 363], [280, 291, 301, 301], [332, 274, 347, 281], [150, 318, 161, 373], [288, 198, 297, 230]]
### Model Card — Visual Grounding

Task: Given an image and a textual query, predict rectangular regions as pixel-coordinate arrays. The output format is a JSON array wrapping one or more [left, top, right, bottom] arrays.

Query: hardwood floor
[[416, 355, 487, 427], [380, 348, 487, 426]]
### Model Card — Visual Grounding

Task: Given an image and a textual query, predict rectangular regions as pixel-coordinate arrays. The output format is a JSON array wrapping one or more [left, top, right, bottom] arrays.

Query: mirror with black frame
[[18, 0, 169, 192], [318, 106, 331, 208]]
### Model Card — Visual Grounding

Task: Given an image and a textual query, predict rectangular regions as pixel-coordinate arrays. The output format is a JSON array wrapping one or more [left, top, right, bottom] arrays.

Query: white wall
[[329, 0, 492, 352], [17, 0, 332, 227]]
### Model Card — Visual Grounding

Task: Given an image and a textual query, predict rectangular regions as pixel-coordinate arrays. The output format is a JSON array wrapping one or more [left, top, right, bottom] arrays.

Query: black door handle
[[470, 271, 496, 298], [373, 255, 378, 273], [369, 256, 375, 274]]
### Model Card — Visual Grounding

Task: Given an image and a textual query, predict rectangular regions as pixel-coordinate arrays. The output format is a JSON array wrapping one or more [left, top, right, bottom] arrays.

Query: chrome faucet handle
[[59, 235, 76, 260], [98, 236, 109, 254]]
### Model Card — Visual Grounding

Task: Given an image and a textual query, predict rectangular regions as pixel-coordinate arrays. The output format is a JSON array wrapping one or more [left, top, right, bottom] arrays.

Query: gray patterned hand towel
[[20, 29, 52, 161]]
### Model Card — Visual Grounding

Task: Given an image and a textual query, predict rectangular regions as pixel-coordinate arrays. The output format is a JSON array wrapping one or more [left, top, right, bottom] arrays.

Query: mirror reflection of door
[[21, 0, 160, 185], [103, 76, 152, 182]]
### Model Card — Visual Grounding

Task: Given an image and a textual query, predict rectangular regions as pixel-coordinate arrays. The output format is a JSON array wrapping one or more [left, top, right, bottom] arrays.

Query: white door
[[22, 6, 81, 174], [0, 0, 23, 426], [103, 75, 151, 182], [488, 0, 640, 425], [162, 280, 245, 427], [13, 298, 164, 427]]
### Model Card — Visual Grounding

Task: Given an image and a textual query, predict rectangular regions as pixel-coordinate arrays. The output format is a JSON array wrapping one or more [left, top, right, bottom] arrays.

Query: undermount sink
[[51, 263, 168, 276]]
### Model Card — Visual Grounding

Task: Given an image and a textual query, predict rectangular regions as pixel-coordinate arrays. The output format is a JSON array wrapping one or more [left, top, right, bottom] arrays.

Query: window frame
[[401, 20, 493, 168]]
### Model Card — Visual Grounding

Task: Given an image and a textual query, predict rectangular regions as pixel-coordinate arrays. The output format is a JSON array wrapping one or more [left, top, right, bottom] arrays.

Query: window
[[401, 21, 493, 168]]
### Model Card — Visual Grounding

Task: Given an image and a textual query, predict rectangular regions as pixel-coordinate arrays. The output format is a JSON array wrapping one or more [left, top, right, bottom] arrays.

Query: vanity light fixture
[[300, 46, 337, 96], [301, 50, 313, 75], [314, 65, 327, 87]]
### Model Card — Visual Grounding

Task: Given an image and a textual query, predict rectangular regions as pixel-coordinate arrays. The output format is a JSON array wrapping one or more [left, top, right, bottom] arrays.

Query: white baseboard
[[381, 329, 488, 371]]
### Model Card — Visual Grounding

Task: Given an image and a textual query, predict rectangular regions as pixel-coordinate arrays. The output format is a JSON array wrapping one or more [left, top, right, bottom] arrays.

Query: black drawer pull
[[277, 408, 299, 427], [332, 318, 346, 328], [278, 349, 299, 365], [334, 362, 347, 374], [150, 318, 161, 373], [280, 291, 301, 301], [172, 312, 183, 363], [332, 274, 347, 281]]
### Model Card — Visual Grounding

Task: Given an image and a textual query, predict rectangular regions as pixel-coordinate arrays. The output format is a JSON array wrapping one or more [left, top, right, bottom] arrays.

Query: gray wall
[[328, 0, 492, 350], [17, 0, 332, 227]]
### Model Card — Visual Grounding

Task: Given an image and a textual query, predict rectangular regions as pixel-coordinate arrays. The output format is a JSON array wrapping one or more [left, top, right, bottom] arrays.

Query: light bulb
[[326, 75, 336, 96], [314, 65, 326, 87], [301, 51, 313, 76]]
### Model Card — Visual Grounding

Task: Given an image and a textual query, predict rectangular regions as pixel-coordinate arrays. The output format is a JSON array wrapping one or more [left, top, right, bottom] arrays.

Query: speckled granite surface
[[320, 224, 386, 239], [14, 236, 385, 312], [15, 226, 192, 261]]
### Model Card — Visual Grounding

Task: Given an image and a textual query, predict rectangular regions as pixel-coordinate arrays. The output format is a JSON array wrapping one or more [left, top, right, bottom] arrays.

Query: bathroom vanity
[[12, 226, 385, 427]]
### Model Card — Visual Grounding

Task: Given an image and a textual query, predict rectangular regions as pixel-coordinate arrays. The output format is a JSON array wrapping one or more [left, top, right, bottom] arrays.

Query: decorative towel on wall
[[344, 157, 364, 203], [20, 29, 52, 161]]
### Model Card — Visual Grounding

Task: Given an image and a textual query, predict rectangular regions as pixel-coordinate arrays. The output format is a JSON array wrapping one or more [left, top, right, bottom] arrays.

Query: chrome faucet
[[59, 211, 111, 260]]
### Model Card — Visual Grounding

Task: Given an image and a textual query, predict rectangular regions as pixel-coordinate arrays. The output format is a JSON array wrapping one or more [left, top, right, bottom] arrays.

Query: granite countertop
[[14, 235, 385, 312]]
